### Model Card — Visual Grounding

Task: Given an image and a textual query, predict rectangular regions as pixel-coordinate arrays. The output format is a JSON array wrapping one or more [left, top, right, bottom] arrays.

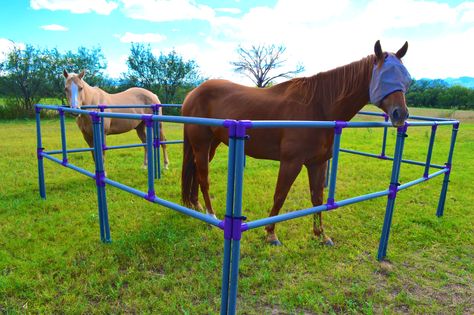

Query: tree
[[125, 43, 160, 91], [156, 50, 203, 104], [124, 44, 204, 107], [44, 46, 107, 104], [230, 44, 304, 88], [0, 44, 48, 116]]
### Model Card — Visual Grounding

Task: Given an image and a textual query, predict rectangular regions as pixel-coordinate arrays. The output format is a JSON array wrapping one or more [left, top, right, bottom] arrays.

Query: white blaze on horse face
[[70, 81, 79, 109]]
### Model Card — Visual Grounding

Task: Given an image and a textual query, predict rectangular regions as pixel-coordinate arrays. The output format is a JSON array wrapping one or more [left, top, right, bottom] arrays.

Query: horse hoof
[[269, 240, 282, 246], [323, 238, 334, 246]]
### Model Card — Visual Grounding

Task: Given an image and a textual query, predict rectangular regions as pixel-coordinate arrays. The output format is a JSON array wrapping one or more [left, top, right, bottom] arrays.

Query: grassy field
[[0, 106, 473, 314]]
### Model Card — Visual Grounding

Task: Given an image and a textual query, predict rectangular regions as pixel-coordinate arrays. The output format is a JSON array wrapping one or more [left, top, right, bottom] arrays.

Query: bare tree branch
[[230, 44, 304, 88]]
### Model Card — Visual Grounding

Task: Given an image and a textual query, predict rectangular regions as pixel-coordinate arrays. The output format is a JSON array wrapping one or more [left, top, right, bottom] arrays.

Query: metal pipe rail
[[34, 104, 459, 315]]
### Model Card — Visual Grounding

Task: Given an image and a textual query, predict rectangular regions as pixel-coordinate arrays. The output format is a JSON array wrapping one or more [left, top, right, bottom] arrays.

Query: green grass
[[0, 107, 473, 314]]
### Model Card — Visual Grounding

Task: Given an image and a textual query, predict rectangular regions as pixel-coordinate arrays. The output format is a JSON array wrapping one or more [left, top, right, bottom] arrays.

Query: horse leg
[[135, 122, 147, 169], [159, 122, 169, 169], [306, 161, 334, 246], [265, 160, 303, 245], [193, 144, 217, 219]]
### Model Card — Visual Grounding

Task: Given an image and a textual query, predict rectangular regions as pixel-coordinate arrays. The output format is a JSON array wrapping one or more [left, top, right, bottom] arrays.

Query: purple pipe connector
[[35, 105, 41, 114], [145, 190, 156, 202], [219, 215, 247, 240], [383, 113, 389, 121], [89, 111, 100, 123], [152, 104, 162, 112], [153, 139, 160, 148], [37, 147, 44, 160], [445, 163, 452, 175], [377, 154, 388, 160], [224, 119, 237, 137], [94, 170, 106, 187], [388, 183, 399, 199], [397, 122, 408, 133], [61, 158, 68, 166], [236, 120, 252, 138], [334, 121, 348, 135], [58, 108, 65, 116], [141, 114, 154, 127], [326, 197, 339, 210], [98, 104, 107, 112]]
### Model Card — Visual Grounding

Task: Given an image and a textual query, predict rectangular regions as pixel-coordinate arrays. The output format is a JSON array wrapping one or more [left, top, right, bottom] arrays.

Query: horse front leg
[[265, 160, 303, 245], [159, 122, 169, 170], [306, 161, 334, 246]]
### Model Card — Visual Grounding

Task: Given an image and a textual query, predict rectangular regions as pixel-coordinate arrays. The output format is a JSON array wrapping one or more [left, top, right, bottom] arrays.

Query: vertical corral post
[[98, 105, 107, 152], [436, 122, 459, 217], [220, 120, 251, 315], [35, 105, 46, 199], [220, 120, 236, 315], [423, 123, 438, 178], [143, 114, 156, 201], [90, 111, 111, 243], [326, 121, 347, 207], [380, 113, 389, 159], [58, 107, 68, 166], [377, 123, 408, 261], [152, 104, 161, 179]]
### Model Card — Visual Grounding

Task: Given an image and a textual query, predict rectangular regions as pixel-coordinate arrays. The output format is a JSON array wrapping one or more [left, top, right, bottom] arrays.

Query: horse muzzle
[[389, 107, 409, 127]]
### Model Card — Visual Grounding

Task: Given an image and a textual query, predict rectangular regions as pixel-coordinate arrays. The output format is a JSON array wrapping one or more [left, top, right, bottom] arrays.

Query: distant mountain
[[443, 76, 474, 88]]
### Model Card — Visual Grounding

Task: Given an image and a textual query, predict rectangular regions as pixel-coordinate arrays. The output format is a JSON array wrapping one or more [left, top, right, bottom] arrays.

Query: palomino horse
[[181, 41, 411, 245], [63, 70, 169, 169]]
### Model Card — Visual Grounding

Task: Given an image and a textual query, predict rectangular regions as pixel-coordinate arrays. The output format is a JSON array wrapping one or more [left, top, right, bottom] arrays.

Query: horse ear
[[63, 69, 69, 78], [396, 41, 408, 59], [374, 40, 383, 60], [78, 69, 86, 80]]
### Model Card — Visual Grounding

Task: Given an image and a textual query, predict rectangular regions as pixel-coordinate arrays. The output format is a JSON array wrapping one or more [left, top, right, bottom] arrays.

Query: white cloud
[[106, 54, 128, 78], [120, 0, 215, 22], [117, 32, 167, 43], [40, 24, 69, 31], [204, 0, 474, 81], [216, 8, 241, 14], [30, 0, 118, 15], [0, 39, 25, 65]]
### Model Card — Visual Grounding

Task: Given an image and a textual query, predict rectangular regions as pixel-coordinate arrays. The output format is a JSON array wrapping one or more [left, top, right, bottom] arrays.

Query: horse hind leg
[[306, 161, 334, 246], [136, 122, 148, 169], [159, 122, 170, 170], [265, 159, 303, 246]]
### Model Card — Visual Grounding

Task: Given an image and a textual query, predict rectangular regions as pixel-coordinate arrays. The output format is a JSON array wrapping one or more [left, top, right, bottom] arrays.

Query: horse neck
[[305, 55, 375, 121], [82, 81, 105, 105]]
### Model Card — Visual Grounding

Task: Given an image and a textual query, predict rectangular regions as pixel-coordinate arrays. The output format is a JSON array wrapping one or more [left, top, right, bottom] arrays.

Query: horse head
[[370, 40, 412, 127], [63, 69, 86, 109]]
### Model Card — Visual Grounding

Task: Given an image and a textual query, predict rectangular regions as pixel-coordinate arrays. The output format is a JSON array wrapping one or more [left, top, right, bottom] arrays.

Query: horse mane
[[285, 55, 376, 118]]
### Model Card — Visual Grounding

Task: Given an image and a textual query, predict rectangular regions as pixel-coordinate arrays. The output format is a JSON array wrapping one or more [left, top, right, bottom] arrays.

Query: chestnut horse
[[63, 70, 169, 169], [181, 41, 411, 245]]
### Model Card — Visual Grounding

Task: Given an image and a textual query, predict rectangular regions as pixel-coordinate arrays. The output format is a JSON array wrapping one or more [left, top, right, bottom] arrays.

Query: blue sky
[[1, 0, 474, 83]]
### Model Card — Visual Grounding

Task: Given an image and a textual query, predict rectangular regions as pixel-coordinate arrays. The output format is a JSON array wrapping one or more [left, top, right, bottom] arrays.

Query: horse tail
[[181, 130, 196, 208]]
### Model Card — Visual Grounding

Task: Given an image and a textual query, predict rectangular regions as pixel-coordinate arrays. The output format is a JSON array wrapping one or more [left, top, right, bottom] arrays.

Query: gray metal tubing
[[102, 177, 221, 227], [42, 153, 95, 178], [357, 111, 386, 117], [245, 188, 390, 231], [245, 204, 328, 230], [407, 121, 459, 127], [106, 144, 146, 150], [45, 147, 94, 154], [336, 190, 390, 207], [357, 111, 456, 122], [398, 169, 448, 191], [339, 148, 445, 169], [408, 115, 456, 122], [161, 140, 184, 145]]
